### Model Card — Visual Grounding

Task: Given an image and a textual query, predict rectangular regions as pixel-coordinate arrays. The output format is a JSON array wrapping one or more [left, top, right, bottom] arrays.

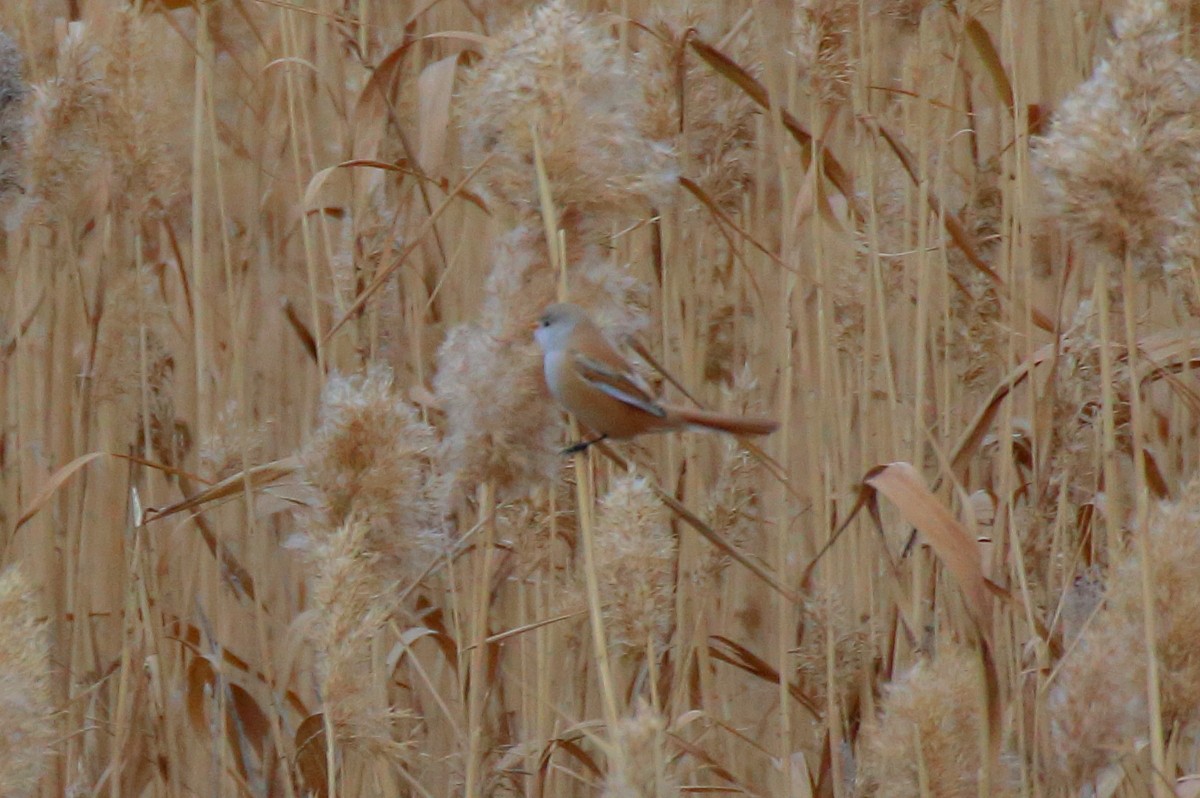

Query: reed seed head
[[434, 321, 562, 501], [590, 475, 677, 653], [457, 1, 677, 220], [601, 699, 680, 798], [639, 10, 757, 210], [310, 518, 413, 758], [1035, 0, 1200, 276], [0, 566, 53, 798], [859, 646, 1000, 798], [303, 366, 444, 581]]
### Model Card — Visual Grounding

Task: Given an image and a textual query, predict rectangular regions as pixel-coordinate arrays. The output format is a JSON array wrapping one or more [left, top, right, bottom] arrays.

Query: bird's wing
[[571, 352, 668, 419]]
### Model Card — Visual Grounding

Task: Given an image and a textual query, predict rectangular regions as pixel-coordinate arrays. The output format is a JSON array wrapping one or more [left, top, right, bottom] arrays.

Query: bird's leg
[[561, 434, 608, 455]]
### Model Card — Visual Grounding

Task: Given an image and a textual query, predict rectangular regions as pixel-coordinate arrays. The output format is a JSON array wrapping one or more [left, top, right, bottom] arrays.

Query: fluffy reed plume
[[480, 224, 649, 343], [601, 700, 680, 798], [434, 225, 646, 501], [793, 0, 859, 104], [0, 566, 54, 798], [945, 169, 1007, 387], [300, 368, 441, 760], [1110, 479, 1200, 728], [302, 366, 444, 580], [198, 401, 270, 481], [309, 518, 412, 759], [24, 22, 106, 220], [0, 29, 27, 204], [434, 320, 561, 501], [1034, 0, 1200, 276], [1059, 565, 1104, 645], [858, 646, 998, 798], [92, 9, 183, 219], [23, 11, 183, 223], [695, 438, 762, 587], [1036, 313, 1128, 561], [1045, 612, 1146, 786], [1048, 475, 1200, 785], [494, 495, 564, 580], [433, 230, 560, 501], [867, 0, 935, 27], [793, 596, 874, 717], [588, 475, 677, 653], [639, 6, 758, 210], [457, 0, 677, 221], [93, 271, 189, 466]]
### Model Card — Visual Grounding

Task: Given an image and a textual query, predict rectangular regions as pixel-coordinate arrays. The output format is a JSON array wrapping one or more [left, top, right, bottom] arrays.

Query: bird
[[533, 302, 779, 453]]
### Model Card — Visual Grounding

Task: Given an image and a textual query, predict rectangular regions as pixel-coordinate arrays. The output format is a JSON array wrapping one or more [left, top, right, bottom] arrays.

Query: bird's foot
[[561, 434, 607, 455]]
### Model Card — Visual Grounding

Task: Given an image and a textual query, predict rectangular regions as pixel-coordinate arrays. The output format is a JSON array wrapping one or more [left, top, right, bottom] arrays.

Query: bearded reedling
[[533, 303, 778, 453]]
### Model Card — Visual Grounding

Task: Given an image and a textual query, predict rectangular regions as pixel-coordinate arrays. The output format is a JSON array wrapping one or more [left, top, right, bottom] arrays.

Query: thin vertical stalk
[[1122, 251, 1167, 798], [464, 481, 497, 796]]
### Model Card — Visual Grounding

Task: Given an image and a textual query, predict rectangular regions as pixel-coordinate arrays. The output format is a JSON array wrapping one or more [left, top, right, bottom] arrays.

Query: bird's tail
[[670, 407, 779, 436]]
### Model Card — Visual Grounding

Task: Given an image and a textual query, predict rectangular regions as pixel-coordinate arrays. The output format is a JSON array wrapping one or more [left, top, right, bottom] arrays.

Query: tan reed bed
[[2, 0, 1200, 796]]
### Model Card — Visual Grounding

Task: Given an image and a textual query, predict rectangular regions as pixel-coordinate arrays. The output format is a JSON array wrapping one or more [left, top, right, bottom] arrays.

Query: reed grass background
[[2, 0, 1200, 795]]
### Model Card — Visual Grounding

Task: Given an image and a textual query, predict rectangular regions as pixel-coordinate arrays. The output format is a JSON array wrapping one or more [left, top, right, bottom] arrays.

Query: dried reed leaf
[[303, 159, 401, 210], [417, 52, 462, 173], [1137, 330, 1200, 368], [667, 732, 746, 789], [1141, 447, 1170, 500], [185, 658, 270, 749], [680, 175, 795, 272], [472, 610, 584, 650], [143, 456, 301, 523], [294, 713, 328, 798], [962, 16, 1013, 111], [949, 343, 1055, 480], [185, 655, 216, 740], [13, 450, 209, 534], [410, 601, 462, 673], [813, 728, 839, 798], [352, 42, 416, 165], [12, 452, 106, 534], [229, 684, 271, 762], [708, 636, 820, 718], [535, 725, 606, 798], [688, 37, 862, 219], [1137, 330, 1200, 411], [864, 463, 991, 626], [139, 0, 202, 11], [304, 158, 489, 213], [688, 38, 764, 105], [185, 655, 272, 782], [414, 31, 491, 48], [386, 625, 462, 676], [281, 297, 318, 363], [170, 619, 310, 716]]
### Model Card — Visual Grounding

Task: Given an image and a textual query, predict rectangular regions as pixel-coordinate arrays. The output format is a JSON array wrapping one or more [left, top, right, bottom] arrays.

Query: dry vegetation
[[4, 0, 1200, 795]]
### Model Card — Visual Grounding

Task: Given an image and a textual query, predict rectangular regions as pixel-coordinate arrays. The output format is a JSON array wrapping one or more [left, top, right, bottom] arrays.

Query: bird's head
[[533, 302, 588, 352]]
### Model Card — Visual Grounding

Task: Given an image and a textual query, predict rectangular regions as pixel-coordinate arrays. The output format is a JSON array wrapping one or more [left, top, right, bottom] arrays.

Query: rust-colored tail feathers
[[669, 406, 779, 436]]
